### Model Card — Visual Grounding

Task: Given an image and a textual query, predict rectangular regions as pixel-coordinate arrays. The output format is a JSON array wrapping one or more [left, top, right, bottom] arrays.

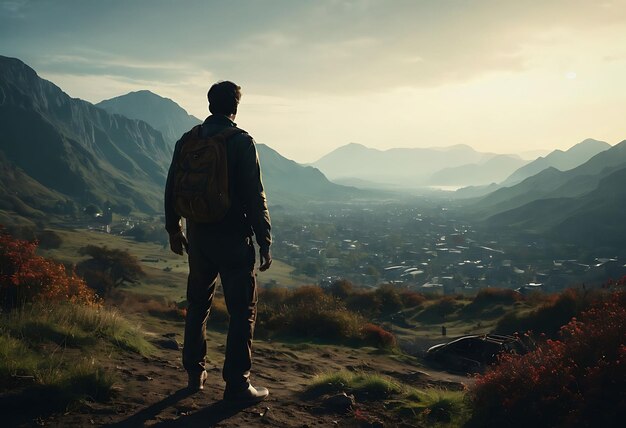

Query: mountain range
[[500, 138, 611, 187], [470, 139, 626, 248], [312, 143, 528, 188], [96, 92, 360, 206], [0, 55, 171, 216], [454, 138, 612, 199], [0, 56, 356, 221]]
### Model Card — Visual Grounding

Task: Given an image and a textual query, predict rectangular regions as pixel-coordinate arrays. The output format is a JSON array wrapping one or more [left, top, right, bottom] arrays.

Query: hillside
[[257, 144, 359, 205], [488, 166, 626, 248], [501, 138, 610, 186], [429, 154, 527, 187], [98, 89, 359, 206], [0, 55, 171, 214], [470, 140, 626, 218], [96, 90, 202, 146]]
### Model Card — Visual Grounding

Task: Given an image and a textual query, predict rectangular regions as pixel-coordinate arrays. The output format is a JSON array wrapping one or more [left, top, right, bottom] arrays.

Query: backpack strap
[[215, 126, 246, 141]]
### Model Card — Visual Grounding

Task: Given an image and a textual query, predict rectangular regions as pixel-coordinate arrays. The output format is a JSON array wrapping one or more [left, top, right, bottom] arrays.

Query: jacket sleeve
[[238, 136, 272, 251], [164, 138, 183, 234]]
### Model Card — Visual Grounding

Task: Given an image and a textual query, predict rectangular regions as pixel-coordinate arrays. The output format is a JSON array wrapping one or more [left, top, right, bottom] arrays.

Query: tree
[[0, 228, 95, 308], [77, 245, 144, 296]]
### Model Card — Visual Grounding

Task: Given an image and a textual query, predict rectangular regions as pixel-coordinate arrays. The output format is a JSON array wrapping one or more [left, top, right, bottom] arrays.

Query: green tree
[[77, 245, 144, 296]]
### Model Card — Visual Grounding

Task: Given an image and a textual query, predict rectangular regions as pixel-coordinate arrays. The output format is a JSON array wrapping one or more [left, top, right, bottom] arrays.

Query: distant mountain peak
[[96, 91, 202, 145]]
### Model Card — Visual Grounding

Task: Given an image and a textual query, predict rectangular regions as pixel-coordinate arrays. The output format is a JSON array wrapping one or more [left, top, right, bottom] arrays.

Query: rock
[[323, 392, 355, 413]]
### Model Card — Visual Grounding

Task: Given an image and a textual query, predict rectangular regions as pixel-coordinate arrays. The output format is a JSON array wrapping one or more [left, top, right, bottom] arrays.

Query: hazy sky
[[1, 0, 626, 162]]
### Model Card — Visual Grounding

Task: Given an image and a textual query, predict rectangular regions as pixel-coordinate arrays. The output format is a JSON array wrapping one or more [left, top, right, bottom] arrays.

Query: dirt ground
[[3, 327, 470, 428]]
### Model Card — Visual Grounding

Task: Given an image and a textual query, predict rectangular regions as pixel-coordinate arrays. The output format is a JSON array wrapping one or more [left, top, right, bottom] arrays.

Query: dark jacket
[[164, 114, 271, 251]]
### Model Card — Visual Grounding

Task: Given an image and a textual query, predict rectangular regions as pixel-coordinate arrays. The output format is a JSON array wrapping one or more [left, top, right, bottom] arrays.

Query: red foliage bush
[[496, 288, 596, 337], [470, 291, 626, 427], [0, 228, 96, 308], [361, 323, 397, 348], [399, 290, 426, 308]]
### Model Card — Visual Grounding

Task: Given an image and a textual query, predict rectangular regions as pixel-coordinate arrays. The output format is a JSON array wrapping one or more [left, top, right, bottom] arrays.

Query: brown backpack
[[173, 125, 243, 223]]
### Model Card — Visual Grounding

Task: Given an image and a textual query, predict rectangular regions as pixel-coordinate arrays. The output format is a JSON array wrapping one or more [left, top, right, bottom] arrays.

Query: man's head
[[207, 81, 241, 117]]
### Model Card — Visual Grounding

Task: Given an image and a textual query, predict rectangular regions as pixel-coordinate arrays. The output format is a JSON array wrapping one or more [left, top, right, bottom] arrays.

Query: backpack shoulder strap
[[215, 126, 246, 141]]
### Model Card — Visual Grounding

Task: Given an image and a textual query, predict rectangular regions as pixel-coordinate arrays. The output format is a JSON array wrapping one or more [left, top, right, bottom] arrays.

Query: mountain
[[429, 154, 528, 187], [501, 139, 611, 186], [471, 139, 626, 218], [312, 143, 515, 188], [96, 90, 201, 146], [257, 144, 358, 205], [0, 55, 172, 214], [486, 165, 626, 249], [94, 89, 357, 206]]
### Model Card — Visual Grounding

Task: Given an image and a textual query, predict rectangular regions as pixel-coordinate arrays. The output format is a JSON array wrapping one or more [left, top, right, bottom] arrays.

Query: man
[[164, 81, 272, 403]]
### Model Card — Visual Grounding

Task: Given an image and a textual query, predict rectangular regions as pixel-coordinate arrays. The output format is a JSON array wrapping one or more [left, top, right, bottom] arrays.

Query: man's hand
[[259, 248, 272, 272], [169, 230, 188, 255]]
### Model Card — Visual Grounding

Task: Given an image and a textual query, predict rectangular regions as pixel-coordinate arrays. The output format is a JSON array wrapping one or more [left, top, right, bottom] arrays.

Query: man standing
[[164, 81, 272, 403]]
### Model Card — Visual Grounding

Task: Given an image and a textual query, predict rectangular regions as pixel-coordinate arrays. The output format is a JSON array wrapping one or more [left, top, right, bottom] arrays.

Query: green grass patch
[[305, 371, 403, 400], [4, 303, 154, 355], [0, 302, 145, 414], [305, 371, 471, 426], [398, 388, 470, 426], [0, 332, 117, 409]]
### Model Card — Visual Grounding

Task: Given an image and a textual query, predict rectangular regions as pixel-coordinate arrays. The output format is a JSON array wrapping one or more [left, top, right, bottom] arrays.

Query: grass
[[0, 301, 151, 413], [4, 303, 154, 355], [305, 370, 403, 400], [305, 370, 471, 426], [0, 332, 117, 413], [38, 227, 311, 304]]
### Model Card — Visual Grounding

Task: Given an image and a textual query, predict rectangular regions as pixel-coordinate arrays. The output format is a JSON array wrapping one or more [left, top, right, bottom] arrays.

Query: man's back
[[164, 81, 271, 402]]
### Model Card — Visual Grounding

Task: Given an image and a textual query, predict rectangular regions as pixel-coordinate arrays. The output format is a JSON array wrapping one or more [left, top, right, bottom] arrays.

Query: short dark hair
[[207, 81, 241, 116]]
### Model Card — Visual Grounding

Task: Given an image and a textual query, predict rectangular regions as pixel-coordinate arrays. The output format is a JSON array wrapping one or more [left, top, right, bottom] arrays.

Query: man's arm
[[238, 136, 272, 270], [164, 138, 188, 255]]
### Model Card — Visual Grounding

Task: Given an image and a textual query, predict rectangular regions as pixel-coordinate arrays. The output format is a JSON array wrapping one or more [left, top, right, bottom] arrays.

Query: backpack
[[172, 125, 244, 223]]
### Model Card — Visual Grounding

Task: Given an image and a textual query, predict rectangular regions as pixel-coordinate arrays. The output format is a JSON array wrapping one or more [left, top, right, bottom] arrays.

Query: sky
[[1, 0, 626, 163]]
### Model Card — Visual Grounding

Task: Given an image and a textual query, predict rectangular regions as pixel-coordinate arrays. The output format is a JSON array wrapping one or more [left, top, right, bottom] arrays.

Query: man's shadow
[[106, 388, 255, 427]]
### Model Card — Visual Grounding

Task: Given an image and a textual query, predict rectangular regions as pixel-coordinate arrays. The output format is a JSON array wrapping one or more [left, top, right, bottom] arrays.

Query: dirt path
[[16, 328, 470, 428]]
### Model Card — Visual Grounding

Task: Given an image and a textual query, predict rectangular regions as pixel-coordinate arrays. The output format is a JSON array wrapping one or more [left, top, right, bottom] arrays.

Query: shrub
[[374, 284, 403, 315], [77, 245, 144, 296], [361, 323, 397, 348], [109, 291, 185, 322], [329, 279, 354, 299], [472, 287, 522, 306], [495, 288, 595, 337], [256, 285, 397, 348], [36, 230, 63, 250], [399, 290, 426, 308], [469, 291, 626, 427], [0, 228, 96, 308], [346, 290, 382, 317], [285, 285, 337, 308]]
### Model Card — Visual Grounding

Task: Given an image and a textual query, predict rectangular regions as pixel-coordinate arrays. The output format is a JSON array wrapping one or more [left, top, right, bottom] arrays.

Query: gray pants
[[182, 223, 257, 389]]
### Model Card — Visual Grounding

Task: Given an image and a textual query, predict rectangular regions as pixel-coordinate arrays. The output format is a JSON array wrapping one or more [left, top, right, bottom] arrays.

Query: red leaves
[[0, 227, 97, 308], [470, 290, 626, 427]]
